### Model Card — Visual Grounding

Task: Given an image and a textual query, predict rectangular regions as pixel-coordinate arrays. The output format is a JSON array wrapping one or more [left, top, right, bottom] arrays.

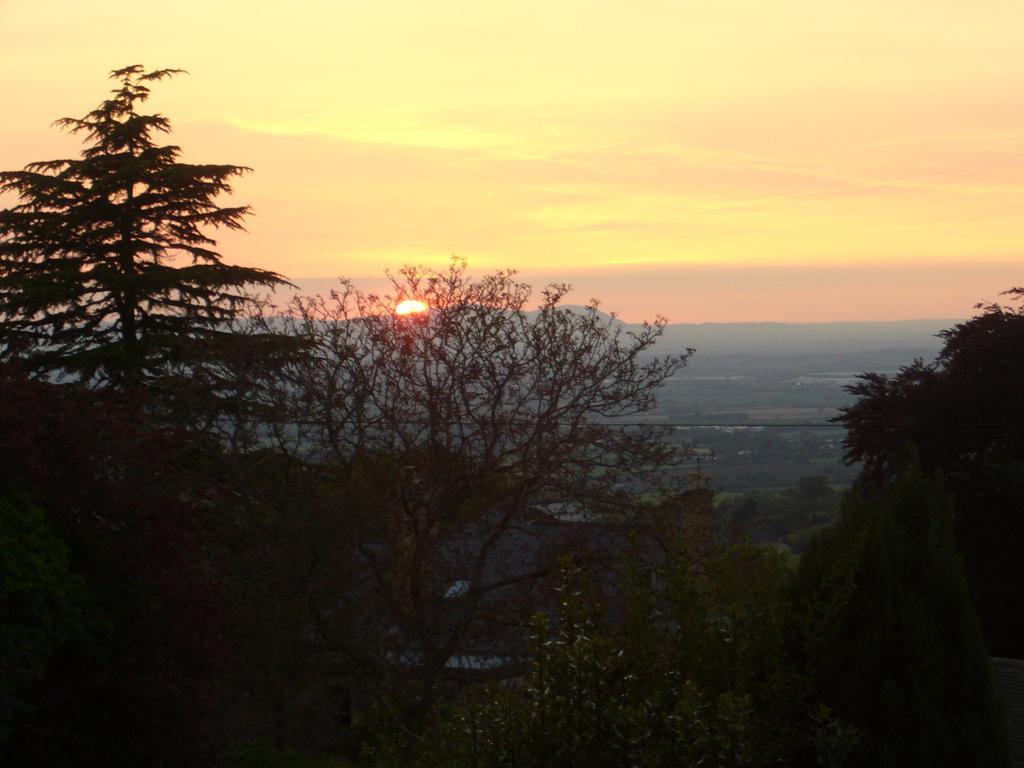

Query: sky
[[1, 0, 1022, 322]]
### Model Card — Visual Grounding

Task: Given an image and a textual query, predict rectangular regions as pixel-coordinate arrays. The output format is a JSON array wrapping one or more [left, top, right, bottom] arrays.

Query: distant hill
[[550, 306, 956, 357], [530, 306, 955, 366], [652, 319, 957, 358]]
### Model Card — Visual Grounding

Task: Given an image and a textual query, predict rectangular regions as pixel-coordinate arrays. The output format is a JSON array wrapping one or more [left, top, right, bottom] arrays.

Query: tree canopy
[[0, 65, 287, 388], [836, 289, 1024, 655], [241, 260, 695, 723], [838, 288, 1024, 485]]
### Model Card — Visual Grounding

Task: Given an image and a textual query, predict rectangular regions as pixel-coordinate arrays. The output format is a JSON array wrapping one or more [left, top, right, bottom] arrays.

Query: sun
[[395, 299, 429, 317]]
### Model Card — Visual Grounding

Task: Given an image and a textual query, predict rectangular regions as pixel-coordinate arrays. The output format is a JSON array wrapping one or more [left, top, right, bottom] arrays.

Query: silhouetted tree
[[836, 288, 1024, 654], [796, 465, 1008, 768], [0, 65, 286, 391], [244, 260, 694, 728]]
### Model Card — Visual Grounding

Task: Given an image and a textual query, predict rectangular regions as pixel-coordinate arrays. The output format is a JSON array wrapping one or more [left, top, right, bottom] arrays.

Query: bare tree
[[244, 260, 693, 724]]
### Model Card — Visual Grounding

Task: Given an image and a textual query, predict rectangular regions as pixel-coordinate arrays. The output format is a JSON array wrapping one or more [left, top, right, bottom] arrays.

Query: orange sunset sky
[[1, 0, 1022, 322]]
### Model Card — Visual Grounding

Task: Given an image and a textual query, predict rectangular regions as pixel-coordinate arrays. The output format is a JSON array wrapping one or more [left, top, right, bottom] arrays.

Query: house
[[383, 474, 717, 688], [297, 474, 717, 739]]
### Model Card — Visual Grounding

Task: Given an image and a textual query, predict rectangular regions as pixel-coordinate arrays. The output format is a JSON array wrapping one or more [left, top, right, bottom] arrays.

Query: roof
[[327, 493, 715, 684]]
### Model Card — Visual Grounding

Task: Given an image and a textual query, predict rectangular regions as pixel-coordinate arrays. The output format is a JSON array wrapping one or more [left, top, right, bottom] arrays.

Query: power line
[[604, 422, 1020, 428], [284, 418, 1021, 430], [280, 417, 849, 429], [603, 422, 845, 428]]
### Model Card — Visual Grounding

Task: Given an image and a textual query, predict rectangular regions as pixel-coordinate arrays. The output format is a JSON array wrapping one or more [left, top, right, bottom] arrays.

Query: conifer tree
[[0, 65, 287, 388], [796, 465, 1008, 767]]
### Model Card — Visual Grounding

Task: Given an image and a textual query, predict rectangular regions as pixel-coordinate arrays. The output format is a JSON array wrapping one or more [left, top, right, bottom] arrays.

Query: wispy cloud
[[3, 0, 1024, 318]]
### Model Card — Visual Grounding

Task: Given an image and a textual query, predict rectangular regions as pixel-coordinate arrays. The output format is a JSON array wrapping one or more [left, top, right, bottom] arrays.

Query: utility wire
[[287, 419, 848, 428], [601, 422, 845, 428]]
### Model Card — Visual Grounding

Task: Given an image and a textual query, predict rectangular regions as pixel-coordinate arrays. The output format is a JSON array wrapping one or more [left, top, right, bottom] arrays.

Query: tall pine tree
[[0, 65, 287, 389]]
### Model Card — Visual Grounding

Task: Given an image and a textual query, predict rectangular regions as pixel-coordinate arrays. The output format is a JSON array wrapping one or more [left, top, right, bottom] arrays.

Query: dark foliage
[[401, 550, 856, 768], [796, 466, 1008, 768], [837, 291, 1024, 486], [0, 491, 88, 747], [0, 65, 287, 390], [835, 289, 1024, 654], [0, 370, 236, 766]]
